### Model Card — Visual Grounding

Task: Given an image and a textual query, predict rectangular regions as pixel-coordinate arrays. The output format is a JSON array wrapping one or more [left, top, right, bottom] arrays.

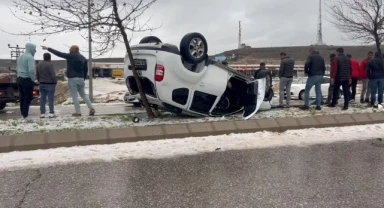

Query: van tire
[[255, 70, 272, 91], [180, 32, 208, 64]]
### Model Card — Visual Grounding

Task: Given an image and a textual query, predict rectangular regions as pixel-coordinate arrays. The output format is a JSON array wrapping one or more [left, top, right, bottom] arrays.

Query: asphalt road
[[1, 139, 384, 208]]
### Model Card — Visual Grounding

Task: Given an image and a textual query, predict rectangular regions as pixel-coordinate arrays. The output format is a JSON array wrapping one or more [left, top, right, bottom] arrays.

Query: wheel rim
[[189, 38, 205, 59]]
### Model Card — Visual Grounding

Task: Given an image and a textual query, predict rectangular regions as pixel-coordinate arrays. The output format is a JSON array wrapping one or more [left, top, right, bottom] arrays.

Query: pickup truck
[[0, 74, 39, 110]]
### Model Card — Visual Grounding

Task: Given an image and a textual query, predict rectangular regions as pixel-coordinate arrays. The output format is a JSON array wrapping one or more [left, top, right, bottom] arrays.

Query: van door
[[243, 78, 266, 119]]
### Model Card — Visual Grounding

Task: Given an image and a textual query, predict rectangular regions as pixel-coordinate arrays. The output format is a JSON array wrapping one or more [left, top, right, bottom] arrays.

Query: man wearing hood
[[41, 45, 95, 116], [16, 43, 37, 122], [367, 51, 384, 107]]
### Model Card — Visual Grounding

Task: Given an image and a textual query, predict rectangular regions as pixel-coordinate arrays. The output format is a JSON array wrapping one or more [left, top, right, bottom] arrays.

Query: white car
[[285, 76, 343, 100], [124, 32, 274, 119], [123, 91, 141, 107]]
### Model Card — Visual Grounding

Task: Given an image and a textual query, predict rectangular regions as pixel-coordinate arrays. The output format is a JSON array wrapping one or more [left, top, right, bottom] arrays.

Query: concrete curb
[[1, 112, 384, 153]]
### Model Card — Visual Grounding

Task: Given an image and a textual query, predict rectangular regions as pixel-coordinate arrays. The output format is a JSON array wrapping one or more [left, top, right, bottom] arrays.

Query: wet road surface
[[1, 138, 384, 207]]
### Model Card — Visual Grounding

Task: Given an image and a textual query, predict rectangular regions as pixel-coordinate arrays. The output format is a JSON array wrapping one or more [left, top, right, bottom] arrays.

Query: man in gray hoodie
[[279, 52, 295, 107], [36, 53, 57, 118]]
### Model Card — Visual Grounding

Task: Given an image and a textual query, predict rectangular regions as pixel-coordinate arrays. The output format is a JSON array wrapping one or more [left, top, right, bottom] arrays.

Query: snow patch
[[1, 123, 384, 171]]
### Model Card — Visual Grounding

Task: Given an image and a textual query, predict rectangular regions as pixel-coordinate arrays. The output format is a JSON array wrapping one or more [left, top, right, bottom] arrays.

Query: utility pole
[[316, 0, 324, 45], [238, 21, 242, 49], [8, 44, 25, 63], [88, 0, 94, 101]]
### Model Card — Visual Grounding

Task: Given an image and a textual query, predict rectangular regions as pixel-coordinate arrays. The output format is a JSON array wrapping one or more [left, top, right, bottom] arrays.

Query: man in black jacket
[[278, 52, 295, 107], [300, 48, 326, 110], [41, 45, 95, 116], [326, 54, 337, 104], [328, 47, 351, 110], [368, 51, 384, 107]]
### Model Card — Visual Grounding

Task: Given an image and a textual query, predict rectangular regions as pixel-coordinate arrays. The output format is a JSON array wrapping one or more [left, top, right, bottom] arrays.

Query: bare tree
[[327, 0, 384, 57], [5, 0, 158, 118]]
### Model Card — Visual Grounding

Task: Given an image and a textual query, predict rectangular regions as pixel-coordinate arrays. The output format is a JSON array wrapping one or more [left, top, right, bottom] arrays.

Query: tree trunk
[[111, 0, 155, 118], [374, 35, 383, 64]]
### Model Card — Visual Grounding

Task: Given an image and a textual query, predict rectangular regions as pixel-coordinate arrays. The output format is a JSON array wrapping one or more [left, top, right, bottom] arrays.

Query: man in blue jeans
[[368, 51, 384, 107], [300, 48, 326, 110], [41, 45, 95, 116], [36, 53, 57, 118]]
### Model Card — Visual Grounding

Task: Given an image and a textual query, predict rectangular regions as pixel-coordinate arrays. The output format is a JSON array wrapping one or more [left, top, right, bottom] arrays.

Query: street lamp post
[[88, 0, 93, 102]]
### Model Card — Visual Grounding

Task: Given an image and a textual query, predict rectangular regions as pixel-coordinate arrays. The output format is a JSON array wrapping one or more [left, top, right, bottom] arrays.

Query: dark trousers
[[332, 80, 350, 107], [349, 77, 358, 100], [17, 77, 34, 118]]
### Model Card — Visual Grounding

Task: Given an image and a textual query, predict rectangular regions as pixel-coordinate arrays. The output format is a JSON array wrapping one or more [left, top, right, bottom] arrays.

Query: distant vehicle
[[285, 76, 342, 100], [0, 78, 39, 110], [112, 69, 123, 79], [123, 91, 141, 107], [124, 32, 274, 119]]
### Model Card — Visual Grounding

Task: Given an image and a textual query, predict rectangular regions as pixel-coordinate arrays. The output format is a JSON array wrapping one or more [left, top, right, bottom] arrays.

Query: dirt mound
[[55, 81, 70, 104], [31, 81, 70, 106]]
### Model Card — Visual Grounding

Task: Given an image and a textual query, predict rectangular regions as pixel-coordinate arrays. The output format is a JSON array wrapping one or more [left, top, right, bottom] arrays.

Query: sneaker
[[40, 114, 45, 119], [48, 113, 57, 118], [364, 99, 370, 103], [342, 107, 349, 110], [299, 105, 309, 110], [315, 106, 321, 110], [72, 113, 81, 117], [349, 99, 355, 103], [24, 117, 33, 123], [89, 108, 95, 116], [360, 99, 364, 104]]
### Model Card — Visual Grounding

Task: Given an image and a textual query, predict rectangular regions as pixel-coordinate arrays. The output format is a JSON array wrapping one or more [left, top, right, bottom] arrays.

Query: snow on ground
[[0, 102, 382, 136], [1, 123, 384, 171], [61, 78, 127, 105]]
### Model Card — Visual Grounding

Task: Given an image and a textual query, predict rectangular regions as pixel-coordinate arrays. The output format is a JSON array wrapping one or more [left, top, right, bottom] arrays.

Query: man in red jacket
[[347, 54, 360, 102], [359, 51, 373, 103]]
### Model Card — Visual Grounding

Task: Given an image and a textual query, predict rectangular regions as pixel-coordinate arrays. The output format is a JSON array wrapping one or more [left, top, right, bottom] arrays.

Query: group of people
[[276, 47, 384, 110], [16, 43, 95, 122]]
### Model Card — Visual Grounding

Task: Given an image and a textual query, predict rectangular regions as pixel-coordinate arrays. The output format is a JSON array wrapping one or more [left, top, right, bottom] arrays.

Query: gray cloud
[[0, 0, 361, 60]]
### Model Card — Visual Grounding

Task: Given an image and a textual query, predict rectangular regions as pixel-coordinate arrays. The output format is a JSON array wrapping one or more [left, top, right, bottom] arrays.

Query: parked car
[[284, 76, 342, 100], [123, 91, 141, 107], [124, 32, 274, 119]]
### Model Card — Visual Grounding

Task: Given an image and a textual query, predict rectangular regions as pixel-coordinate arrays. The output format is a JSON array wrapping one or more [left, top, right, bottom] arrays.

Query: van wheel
[[180, 32, 208, 64], [0, 102, 6, 110], [139, 36, 162, 44]]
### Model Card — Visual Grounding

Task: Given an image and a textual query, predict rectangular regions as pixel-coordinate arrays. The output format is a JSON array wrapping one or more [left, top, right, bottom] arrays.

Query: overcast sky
[[0, 0, 363, 60]]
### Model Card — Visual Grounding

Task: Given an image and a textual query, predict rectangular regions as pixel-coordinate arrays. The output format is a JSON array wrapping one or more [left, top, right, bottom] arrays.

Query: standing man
[[328, 48, 351, 110], [347, 54, 360, 103], [41, 45, 95, 117], [368, 51, 384, 107], [254, 62, 267, 78], [17, 43, 37, 122], [359, 51, 373, 103], [326, 54, 337, 104], [36, 53, 57, 118], [300, 48, 326, 110], [278, 52, 295, 107]]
